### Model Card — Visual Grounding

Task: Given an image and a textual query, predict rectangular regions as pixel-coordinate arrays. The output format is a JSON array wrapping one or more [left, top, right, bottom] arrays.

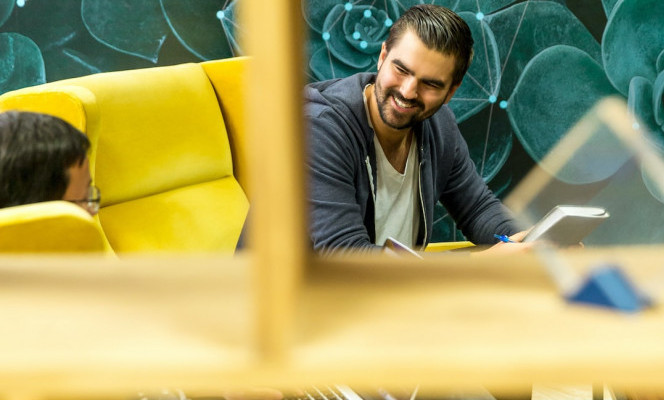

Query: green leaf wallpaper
[[1, 0, 662, 243]]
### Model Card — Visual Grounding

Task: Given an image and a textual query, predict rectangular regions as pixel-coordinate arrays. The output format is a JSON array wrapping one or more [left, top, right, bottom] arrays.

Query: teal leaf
[[427, 0, 461, 11], [657, 49, 664, 74], [643, 167, 664, 205], [0, 0, 13, 27], [485, 1, 600, 99], [601, 0, 620, 18], [458, 105, 513, 182], [627, 76, 661, 148], [161, 0, 240, 60], [455, 0, 517, 14], [602, 0, 664, 95], [302, 0, 343, 33], [81, 0, 169, 63], [431, 202, 466, 243], [449, 12, 501, 123], [322, 5, 373, 69], [309, 44, 376, 80], [1, 0, 84, 51], [0, 33, 45, 95], [342, 6, 390, 54], [653, 70, 664, 127], [507, 45, 621, 184]]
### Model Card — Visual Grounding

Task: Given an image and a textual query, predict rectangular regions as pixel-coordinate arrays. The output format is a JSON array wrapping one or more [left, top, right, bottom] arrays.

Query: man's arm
[[307, 115, 380, 255], [439, 128, 517, 245]]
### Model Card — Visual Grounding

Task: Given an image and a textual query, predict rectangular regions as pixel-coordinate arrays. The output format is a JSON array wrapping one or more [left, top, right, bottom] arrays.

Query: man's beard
[[373, 80, 444, 131]]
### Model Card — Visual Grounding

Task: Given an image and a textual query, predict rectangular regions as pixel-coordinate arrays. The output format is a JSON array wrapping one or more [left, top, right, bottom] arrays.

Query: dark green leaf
[[485, 1, 600, 99], [0, 0, 13, 27], [602, 0, 664, 95], [302, 0, 342, 33], [643, 167, 664, 205], [449, 12, 501, 123], [627, 76, 661, 149], [455, 0, 517, 14], [323, 5, 375, 68], [309, 42, 376, 80], [458, 104, 513, 182], [507, 45, 621, 184], [81, 0, 169, 63], [161, 0, 239, 60], [1, 0, 84, 51], [652, 70, 664, 128], [431, 202, 466, 243], [0, 33, 45, 95], [601, 0, 619, 17]]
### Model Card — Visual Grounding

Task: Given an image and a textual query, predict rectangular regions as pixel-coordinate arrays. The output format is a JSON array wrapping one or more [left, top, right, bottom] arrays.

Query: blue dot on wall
[[16, 0, 25, 6], [364, 10, 372, 18], [499, 100, 508, 109], [633, 122, 640, 130], [476, 12, 484, 20], [345, 2, 352, 11], [489, 95, 497, 103], [322, 32, 331, 41], [353, 31, 361, 40], [216, 10, 225, 20], [385, 18, 393, 27], [360, 41, 368, 49]]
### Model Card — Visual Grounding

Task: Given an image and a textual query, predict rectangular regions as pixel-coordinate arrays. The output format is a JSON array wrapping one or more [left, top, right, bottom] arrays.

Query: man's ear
[[443, 83, 461, 104], [377, 42, 387, 70]]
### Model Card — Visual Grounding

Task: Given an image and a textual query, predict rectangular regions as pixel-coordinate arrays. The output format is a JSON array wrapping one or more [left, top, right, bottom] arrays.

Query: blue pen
[[494, 234, 516, 243]]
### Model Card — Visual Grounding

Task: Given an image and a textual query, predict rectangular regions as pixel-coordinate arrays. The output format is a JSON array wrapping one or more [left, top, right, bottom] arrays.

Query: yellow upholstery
[[0, 58, 250, 253], [425, 241, 475, 252], [0, 201, 106, 253]]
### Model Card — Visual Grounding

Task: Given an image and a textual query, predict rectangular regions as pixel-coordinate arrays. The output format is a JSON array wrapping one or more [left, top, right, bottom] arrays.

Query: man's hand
[[476, 231, 536, 255]]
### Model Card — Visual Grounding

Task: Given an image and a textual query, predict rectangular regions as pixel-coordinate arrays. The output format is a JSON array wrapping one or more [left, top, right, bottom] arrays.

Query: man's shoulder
[[304, 73, 374, 112]]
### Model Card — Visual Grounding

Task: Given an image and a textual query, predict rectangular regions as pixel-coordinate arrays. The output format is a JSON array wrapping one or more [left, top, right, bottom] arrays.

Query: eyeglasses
[[68, 185, 101, 215]]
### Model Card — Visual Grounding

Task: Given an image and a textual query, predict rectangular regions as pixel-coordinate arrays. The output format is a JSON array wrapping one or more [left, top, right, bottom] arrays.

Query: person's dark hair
[[384, 4, 474, 86], [0, 111, 90, 208]]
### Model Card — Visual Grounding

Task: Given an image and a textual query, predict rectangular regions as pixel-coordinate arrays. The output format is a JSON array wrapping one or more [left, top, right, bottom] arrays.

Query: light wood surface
[[0, 247, 663, 399]]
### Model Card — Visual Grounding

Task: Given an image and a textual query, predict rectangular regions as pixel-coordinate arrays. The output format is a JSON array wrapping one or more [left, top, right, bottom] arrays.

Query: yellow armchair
[[0, 58, 250, 254]]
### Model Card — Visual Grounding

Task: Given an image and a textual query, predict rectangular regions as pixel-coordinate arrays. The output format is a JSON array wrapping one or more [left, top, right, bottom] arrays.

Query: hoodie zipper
[[417, 158, 429, 250]]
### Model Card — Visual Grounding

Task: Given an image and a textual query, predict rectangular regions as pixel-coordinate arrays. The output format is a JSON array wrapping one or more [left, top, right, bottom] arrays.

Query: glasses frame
[[67, 185, 101, 215]]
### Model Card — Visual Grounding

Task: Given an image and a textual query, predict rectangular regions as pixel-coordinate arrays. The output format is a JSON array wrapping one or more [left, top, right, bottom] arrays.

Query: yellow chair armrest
[[0, 201, 108, 253]]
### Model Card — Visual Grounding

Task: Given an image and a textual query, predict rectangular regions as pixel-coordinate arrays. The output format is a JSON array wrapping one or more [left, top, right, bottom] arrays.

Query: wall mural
[[1, 0, 662, 242]]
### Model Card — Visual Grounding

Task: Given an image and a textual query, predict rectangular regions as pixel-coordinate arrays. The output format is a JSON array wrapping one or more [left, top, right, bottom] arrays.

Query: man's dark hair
[[0, 111, 90, 208], [384, 4, 474, 86]]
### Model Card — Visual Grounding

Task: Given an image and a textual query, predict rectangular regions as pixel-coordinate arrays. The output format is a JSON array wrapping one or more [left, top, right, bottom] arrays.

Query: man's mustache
[[387, 89, 423, 109]]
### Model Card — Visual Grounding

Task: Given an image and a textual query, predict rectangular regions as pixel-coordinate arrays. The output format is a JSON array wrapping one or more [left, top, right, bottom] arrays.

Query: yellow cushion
[[0, 201, 106, 253], [98, 178, 248, 253], [424, 241, 475, 252]]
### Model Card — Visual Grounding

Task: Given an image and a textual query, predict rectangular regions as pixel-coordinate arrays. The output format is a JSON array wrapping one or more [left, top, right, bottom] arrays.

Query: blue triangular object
[[566, 265, 651, 313]]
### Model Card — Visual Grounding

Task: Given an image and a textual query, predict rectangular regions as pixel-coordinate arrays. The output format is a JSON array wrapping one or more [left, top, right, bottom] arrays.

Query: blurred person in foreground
[[0, 111, 99, 215]]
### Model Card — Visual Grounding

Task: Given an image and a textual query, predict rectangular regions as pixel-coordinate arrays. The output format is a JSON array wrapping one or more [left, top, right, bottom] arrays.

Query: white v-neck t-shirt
[[364, 85, 421, 247], [373, 134, 420, 247]]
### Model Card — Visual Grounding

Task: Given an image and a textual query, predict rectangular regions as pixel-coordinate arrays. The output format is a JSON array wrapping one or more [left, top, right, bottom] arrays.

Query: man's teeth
[[394, 96, 414, 108]]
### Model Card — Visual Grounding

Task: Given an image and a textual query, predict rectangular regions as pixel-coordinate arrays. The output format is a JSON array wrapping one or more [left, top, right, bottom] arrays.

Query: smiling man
[[305, 4, 521, 254]]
